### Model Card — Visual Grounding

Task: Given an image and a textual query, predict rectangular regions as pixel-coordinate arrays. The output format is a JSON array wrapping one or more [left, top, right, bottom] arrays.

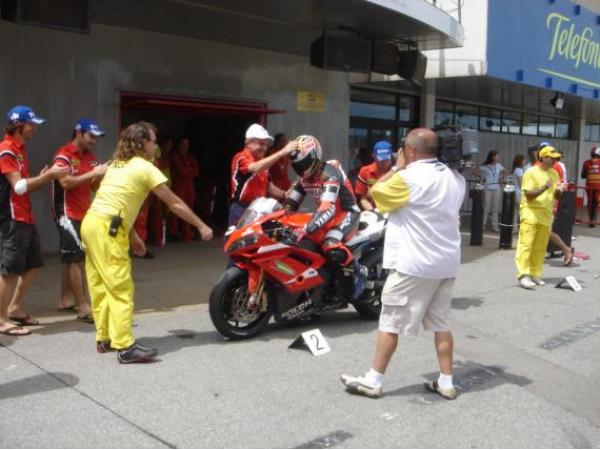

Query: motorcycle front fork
[[247, 269, 268, 312]]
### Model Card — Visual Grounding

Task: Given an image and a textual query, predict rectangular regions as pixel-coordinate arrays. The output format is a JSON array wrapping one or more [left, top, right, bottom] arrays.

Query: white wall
[[423, 0, 488, 78], [0, 21, 350, 250]]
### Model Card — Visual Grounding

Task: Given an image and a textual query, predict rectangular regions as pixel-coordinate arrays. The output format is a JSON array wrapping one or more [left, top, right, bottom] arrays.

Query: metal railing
[[425, 0, 463, 23]]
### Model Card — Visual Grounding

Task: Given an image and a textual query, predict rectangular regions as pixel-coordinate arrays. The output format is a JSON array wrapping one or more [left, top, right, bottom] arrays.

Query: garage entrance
[[120, 92, 285, 232]]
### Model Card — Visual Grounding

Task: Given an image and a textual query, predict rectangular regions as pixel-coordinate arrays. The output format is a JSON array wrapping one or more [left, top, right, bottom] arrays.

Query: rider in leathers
[[285, 135, 365, 298]]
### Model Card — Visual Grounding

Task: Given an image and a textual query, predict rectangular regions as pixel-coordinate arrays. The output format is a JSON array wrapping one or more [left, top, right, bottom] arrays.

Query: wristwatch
[[391, 165, 400, 173]]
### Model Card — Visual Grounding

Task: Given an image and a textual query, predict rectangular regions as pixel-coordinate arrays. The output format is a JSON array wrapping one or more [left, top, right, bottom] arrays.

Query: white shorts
[[378, 271, 455, 336]]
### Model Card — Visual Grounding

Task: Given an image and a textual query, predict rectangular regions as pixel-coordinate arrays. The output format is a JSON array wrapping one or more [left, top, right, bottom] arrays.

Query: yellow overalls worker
[[81, 121, 213, 364], [516, 145, 564, 290]]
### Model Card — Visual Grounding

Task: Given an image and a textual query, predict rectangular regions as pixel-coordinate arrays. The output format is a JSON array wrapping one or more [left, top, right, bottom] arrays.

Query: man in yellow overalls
[[516, 145, 565, 290], [82, 122, 213, 363]]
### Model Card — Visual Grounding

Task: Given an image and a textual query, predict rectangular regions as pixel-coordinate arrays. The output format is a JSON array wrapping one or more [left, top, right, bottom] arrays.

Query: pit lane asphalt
[[1, 227, 600, 448]]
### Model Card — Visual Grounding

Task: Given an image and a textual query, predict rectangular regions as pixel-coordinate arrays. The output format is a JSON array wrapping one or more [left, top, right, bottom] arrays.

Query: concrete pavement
[[1, 226, 600, 448]]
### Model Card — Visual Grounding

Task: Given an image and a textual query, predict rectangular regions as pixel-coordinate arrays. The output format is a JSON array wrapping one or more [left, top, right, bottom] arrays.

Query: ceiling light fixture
[[550, 92, 565, 110]]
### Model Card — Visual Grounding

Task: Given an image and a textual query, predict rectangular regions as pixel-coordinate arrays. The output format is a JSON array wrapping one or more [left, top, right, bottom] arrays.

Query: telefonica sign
[[487, 0, 600, 98], [546, 13, 600, 70]]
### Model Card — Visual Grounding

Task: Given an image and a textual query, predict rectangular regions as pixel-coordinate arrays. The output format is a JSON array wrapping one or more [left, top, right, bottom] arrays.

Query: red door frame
[[119, 91, 286, 128]]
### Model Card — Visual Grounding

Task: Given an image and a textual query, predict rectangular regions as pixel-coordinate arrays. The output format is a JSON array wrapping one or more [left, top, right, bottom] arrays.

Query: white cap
[[245, 123, 273, 141], [595, 147, 600, 157]]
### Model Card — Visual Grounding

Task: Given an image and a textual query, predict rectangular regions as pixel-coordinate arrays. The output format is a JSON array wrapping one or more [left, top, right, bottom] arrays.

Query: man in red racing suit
[[285, 135, 365, 298]]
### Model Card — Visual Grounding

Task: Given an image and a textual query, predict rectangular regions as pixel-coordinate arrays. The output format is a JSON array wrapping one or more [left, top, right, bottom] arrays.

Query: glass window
[[434, 101, 454, 127], [479, 108, 502, 132], [349, 102, 396, 120], [585, 123, 600, 142], [522, 115, 538, 136], [350, 89, 396, 121], [398, 96, 416, 123], [585, 124, 593, 141], [502, 111, 521, 134], [351, 89, 396, 105], [455, 104, 479, 129], [539, 117, 556, 138], [555, 120, 570, 139]]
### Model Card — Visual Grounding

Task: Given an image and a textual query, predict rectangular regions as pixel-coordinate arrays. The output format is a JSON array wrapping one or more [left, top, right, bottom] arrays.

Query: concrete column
[[419, 79, 436, 128], [573, 98, 588, 196]]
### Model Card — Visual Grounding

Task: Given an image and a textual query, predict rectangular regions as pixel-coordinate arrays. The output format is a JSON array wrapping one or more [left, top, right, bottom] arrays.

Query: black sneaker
[[117, 342, 158, 364], [96, 340, 115, 353]]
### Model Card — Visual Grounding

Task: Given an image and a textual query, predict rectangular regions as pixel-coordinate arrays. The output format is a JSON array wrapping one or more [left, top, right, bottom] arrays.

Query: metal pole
[[499, 180, 516, 249], [470, 180, 484, 246]]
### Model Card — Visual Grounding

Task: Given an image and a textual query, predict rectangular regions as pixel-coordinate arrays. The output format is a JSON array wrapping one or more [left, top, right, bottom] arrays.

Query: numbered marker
[[288, 328, 331, 356], [555, 276, 583, 292], [566, 276, 583, 292]]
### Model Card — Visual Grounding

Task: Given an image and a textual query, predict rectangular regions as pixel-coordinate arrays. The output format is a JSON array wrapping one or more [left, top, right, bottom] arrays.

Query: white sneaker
[[531, 277, 546, 286], [425, 380, 458, 400], [518, 276, 536, 290], [340, 374, 382, 398]]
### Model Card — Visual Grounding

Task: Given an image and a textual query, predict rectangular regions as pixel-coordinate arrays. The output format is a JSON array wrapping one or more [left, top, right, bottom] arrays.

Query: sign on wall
[[297, 91, 326, 112], [487, 0, 600, 100]]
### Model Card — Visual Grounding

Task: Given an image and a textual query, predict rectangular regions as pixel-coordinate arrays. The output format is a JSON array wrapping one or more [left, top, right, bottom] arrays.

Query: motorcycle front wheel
[[209, 267, 273, 340]]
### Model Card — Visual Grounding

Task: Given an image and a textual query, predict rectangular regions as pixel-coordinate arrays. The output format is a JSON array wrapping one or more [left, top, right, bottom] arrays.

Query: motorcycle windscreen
[[237, 197, 283, 228]]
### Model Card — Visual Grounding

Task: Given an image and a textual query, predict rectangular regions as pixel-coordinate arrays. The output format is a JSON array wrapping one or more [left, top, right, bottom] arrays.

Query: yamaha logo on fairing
[[281, 298, 313, 320]]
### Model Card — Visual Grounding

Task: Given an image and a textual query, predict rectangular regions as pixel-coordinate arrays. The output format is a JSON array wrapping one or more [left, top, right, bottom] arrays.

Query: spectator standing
[[476, 150, 506, 232], [354, 141, 393, 211], [228, 124, 295, 227], [516, 146, 565, 289], [581, 146, 600, 227], [169, 138, 199, 242], [0, 106, 68, 335], [52, 119, 109, 321], [267, 133, 292, 192], [341, 128, 466, 400], [81, 122, 213, 363], [532, 147, 573, 265]]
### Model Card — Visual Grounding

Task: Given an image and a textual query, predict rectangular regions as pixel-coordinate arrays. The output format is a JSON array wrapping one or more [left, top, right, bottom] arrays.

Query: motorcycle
[[209, 197, 387, 339]]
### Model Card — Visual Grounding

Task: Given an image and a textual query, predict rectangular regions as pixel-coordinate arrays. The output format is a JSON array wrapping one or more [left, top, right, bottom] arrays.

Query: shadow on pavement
[[140, 329, 225, 355], [451, 296, 485, 310], [137, 312, 378, 357], [0, 372, 79, 401], [385, 361, 532, 401]]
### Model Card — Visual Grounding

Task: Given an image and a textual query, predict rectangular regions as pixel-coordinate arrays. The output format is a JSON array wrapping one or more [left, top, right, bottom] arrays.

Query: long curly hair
[[113, 121, 157, 161]]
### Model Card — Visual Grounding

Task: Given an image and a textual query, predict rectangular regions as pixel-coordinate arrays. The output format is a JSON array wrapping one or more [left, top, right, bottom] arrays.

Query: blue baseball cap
[[372, 141, 392, 161], [6, 105, 46, 125], [75, 119, 106, 137]]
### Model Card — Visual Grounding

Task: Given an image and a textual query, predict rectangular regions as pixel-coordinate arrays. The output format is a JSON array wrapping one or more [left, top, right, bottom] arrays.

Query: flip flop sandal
[[0, 325, 31, 336], [564, 247, 574, 267], [76, 314, 94, 324], [9, 314, 40, 326], [57, 304, 78, 312]]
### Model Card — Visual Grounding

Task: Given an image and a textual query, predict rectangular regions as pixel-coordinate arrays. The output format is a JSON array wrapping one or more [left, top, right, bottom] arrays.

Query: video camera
[[434, 126, 479, 171]]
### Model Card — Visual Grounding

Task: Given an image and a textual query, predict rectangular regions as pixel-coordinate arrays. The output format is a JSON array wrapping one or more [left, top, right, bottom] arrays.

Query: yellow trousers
[[81, 212, 135, 350], [515, 221, 550, 279]]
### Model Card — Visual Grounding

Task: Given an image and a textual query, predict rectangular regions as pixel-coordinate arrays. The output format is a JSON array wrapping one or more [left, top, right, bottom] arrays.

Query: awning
[[92, 0, 464, 55]]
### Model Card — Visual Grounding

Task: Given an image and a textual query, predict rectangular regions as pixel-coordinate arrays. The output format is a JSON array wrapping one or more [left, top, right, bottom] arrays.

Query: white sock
[[438, 372, 454, 389], [365, 368, 384, 387]]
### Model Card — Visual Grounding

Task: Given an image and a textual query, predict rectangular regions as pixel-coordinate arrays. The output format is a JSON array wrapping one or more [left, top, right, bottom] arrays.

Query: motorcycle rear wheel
[[353, 248, 385, 320], [209, 267, 273, 340]]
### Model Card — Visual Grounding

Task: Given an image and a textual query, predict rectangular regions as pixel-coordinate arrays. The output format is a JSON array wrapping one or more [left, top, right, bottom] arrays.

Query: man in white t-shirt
[[341, 128, 466, 400]]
